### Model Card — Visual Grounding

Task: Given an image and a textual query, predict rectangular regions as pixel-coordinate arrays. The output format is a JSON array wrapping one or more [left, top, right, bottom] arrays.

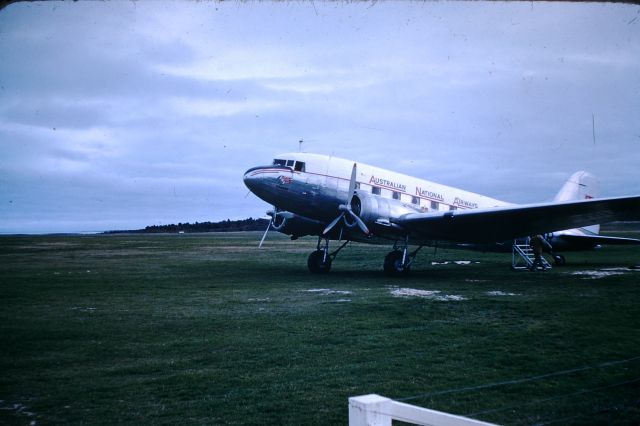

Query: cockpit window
[[273, 158, 303, 170]]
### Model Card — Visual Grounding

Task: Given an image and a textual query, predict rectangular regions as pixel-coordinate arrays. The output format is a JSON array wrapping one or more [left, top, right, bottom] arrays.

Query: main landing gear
[[307, 236, 423, 275], [307, 237, 350, 273], [383, 238, 423, 276]]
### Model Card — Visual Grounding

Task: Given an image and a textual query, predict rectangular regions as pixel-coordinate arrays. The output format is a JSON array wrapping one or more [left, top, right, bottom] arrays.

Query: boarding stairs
[[512, 238, 552, 270]]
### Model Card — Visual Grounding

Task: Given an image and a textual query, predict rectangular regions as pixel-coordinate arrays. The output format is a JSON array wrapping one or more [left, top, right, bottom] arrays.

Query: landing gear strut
[[383, 237, 423, 276], [307, 237, 350, 273]]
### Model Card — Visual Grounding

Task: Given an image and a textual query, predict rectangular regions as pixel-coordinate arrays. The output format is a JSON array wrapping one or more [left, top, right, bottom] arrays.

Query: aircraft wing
[[397, 195, 640, 244]]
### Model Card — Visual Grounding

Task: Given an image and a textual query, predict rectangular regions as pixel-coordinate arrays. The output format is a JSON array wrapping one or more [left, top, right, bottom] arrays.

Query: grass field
[[1, 231, 640, 425]]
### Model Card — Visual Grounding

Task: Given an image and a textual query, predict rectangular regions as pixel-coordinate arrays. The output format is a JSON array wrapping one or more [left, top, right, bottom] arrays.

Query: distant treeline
[[104, 219, 639, 235], [106, 218, 270, 234]]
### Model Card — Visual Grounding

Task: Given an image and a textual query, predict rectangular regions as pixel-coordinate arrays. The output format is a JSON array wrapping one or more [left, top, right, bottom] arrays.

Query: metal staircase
[[512, 238, 552, 270]]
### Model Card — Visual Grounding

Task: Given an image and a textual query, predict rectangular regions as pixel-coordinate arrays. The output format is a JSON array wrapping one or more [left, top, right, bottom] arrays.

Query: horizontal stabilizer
[[557, 233, 640, 246]]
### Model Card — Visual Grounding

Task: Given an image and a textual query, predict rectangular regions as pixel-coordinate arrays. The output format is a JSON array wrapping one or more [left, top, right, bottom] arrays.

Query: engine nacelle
[[271, 211, 324, 237], [347, 190, 420, 228]]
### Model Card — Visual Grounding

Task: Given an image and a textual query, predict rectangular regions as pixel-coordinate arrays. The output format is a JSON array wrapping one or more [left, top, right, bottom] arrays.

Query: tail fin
[[554, 171, 600, 234]]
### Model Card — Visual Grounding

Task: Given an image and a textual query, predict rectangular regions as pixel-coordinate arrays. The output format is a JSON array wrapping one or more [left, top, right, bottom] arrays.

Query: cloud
[[0, 1, 639, 233], [168, 97, 285, 118], [155, 49, 316, 82]]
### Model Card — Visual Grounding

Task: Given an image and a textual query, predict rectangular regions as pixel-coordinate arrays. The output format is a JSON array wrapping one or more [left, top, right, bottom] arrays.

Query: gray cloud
[[0, 1, 639, 233]]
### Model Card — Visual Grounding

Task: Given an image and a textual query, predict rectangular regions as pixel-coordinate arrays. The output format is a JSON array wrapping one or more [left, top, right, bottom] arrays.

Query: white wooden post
[[349, 394, 392, 426]]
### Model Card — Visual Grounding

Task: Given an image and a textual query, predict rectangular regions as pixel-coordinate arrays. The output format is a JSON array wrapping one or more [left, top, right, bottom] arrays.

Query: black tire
[[553, 254, 566, 266], [307, 250, 332, 273], [383, 251, 410, 276]]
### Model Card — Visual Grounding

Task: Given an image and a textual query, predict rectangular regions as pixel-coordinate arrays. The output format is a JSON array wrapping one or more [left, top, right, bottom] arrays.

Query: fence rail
[[348, 394, 497, 426]]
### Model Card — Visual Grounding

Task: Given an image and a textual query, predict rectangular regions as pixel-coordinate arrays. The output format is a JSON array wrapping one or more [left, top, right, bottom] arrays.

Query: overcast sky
[[1, 1, 639, 233]]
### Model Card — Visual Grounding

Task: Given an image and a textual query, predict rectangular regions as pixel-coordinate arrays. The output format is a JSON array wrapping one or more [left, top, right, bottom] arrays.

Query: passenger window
[[411, 196, 420, 205], [286, 160, 294, 167], [449, 205, 457, 211], [431, 201, 439, 210], [294, 161, 305, 172], [372, 187, 381, 195], [355, 182, 360, 189], [273, 159, 286, 166], [392, 191, 401, 200]]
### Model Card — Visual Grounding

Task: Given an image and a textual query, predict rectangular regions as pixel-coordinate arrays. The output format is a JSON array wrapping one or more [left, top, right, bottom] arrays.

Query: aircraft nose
[[243, 166, 264, 191], [243, 169, 255, 189]]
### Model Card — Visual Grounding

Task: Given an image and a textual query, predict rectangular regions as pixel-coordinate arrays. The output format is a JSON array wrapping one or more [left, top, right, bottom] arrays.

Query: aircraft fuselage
[[243, 152, 639, 273], [244, 152, 511, 245]]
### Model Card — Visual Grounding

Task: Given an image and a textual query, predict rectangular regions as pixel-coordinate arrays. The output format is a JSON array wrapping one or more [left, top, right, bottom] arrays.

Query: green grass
[[1, 232, 640, 425]]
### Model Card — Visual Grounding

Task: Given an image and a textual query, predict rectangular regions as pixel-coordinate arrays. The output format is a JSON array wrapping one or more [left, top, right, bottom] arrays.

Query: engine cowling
[[270, 211, 324, 237], [345, 190, 419, 229]]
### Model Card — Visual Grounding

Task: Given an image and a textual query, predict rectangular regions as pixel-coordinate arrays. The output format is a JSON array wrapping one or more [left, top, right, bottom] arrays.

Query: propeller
[[259, 209, 293, 248], [259, 214, 272, 248], [322, 163, 371, 236]]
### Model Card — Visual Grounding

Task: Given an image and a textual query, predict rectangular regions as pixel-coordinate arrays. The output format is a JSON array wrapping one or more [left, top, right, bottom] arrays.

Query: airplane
[[243, 152, 640, 275]]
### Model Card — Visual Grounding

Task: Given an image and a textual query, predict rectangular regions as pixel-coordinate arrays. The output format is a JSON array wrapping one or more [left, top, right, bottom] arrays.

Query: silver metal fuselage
[[243, 152, 509, 245]]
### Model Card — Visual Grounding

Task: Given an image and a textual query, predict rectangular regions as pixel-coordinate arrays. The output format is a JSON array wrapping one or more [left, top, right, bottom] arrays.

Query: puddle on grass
[[389, 287, 467, 301], [303, 289, 353, 295], [0, 400, 36, 419], [568, 267, 639, 279], [70, 307, 96, 312], [486, 291, 520, 296], [602, 267, 640, 272]]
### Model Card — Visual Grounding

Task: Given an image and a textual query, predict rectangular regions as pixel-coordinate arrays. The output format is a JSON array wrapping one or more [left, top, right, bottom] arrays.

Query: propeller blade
[[322, 163, 364, 238], [259, 218, 272, 248], [323, 212, 345, 235], [347, 163, 358, 205], [346, 209, 370, 235]]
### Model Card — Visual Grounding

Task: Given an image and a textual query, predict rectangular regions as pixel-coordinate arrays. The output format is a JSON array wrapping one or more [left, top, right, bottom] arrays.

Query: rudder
[[554, 171, 600, 234]]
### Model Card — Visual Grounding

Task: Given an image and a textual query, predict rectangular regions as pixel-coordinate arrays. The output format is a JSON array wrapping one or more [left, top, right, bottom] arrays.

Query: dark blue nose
[[243, 167, 259, 191], [244, 165, 291, 189]]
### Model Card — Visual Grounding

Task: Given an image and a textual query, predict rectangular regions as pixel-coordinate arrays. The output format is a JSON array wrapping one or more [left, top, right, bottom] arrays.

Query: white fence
[[348, 394, 497, 426]]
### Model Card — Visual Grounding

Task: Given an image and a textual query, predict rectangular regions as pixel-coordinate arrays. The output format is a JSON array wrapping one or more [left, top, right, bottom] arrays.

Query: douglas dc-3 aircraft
[[243, 152, 640, 275]]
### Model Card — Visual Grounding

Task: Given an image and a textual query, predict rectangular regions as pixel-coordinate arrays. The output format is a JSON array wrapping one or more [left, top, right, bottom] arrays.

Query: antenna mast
[[299, 139, 303, 152]]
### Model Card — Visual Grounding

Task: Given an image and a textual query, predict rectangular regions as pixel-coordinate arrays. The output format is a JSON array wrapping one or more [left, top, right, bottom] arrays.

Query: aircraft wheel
[[308, 250, 332, 273], [384, 251, 410, 276], [553, 254, 566, 266]]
